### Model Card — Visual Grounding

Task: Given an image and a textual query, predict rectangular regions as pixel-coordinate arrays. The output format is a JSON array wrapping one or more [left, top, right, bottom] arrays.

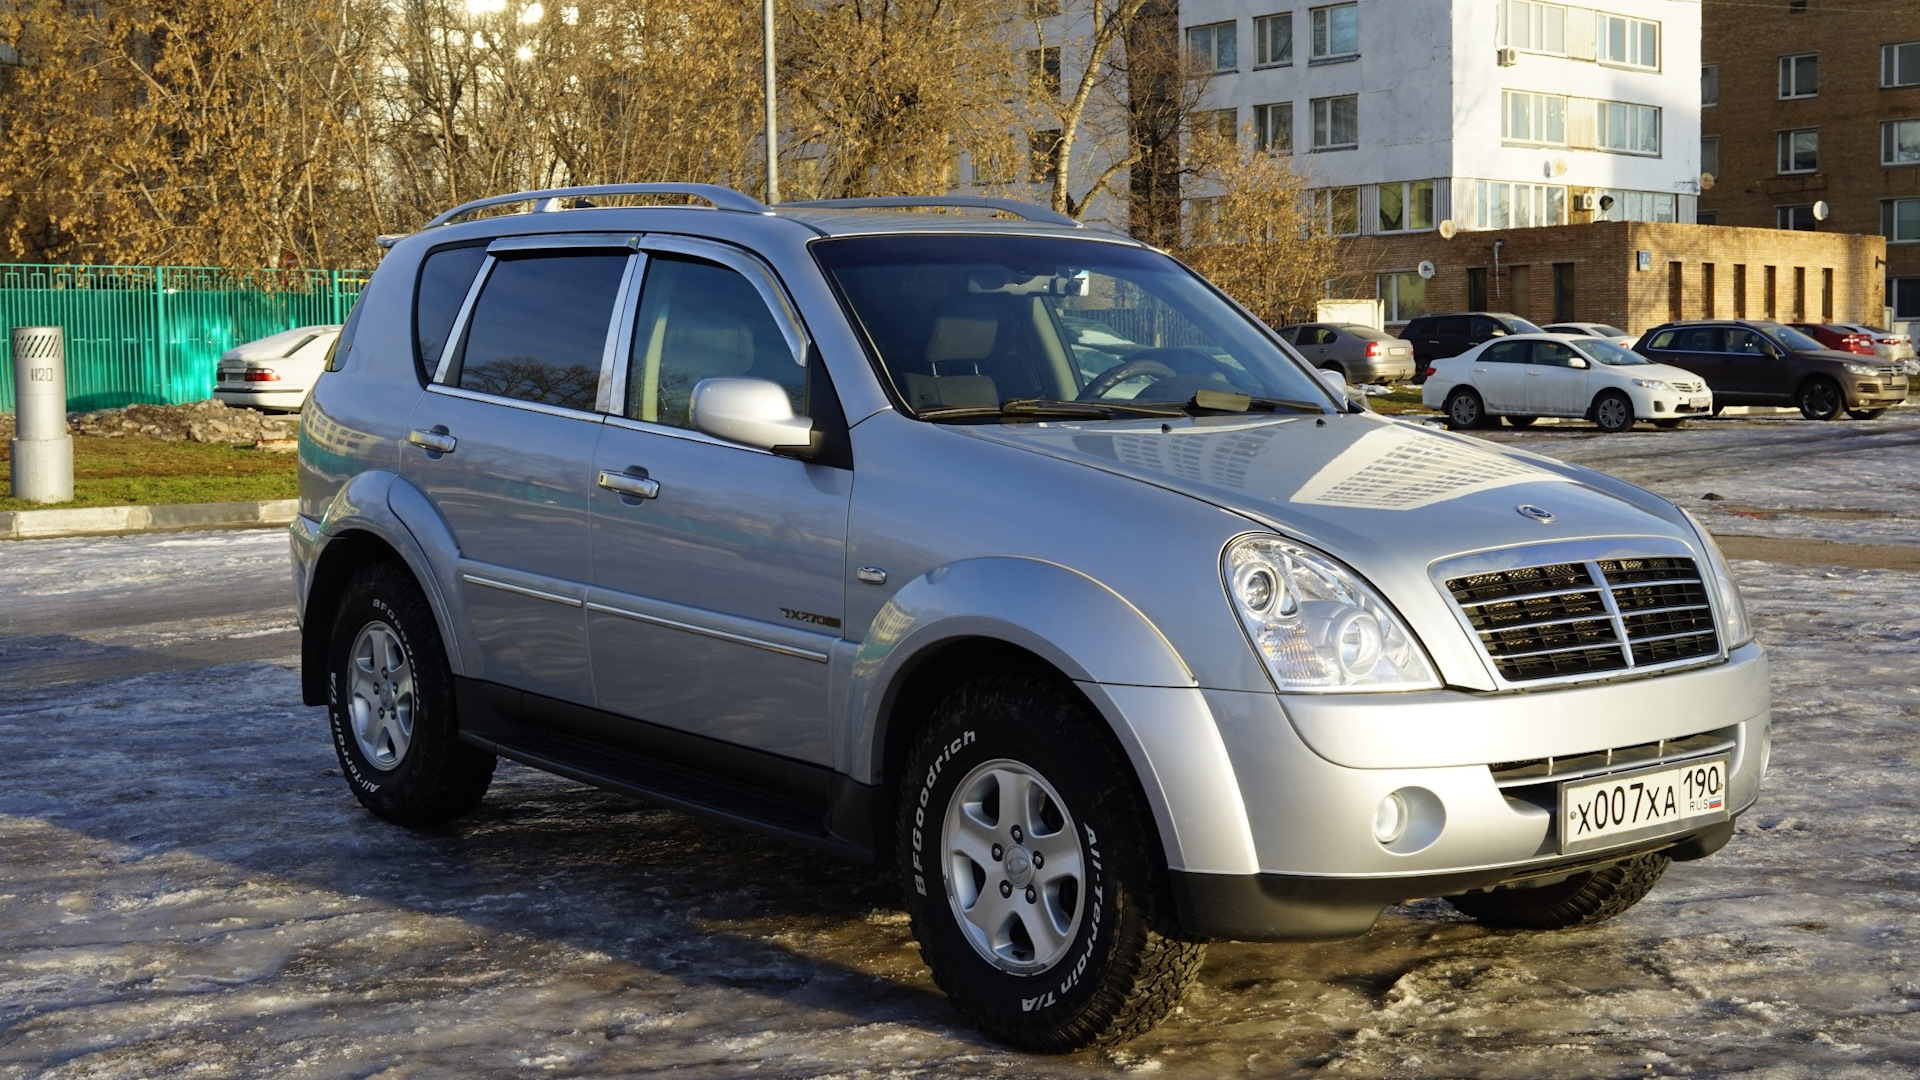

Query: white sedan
[[1541, 321, 1636, 347], [1422, 333, 1712, 433], [213, 325, 340, 412]]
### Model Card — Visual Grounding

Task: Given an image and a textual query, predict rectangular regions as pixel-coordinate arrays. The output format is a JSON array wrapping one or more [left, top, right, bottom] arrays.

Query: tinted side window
[[1469, 316, 1502, 337], [1724, 329, 1766, 355], [627, 254, 803, 430], [414, 244, 490, 382], [1436, 316, 1470, 336], [324, 292, 367, 373], [1309, 327, 1337, 345], [1532, 341, 1581, 366], [1482, 340, 1529, 363], [1676, 327, 1722, 351], [1647, 329, 1678, 349], [452, 252, 629, 411]]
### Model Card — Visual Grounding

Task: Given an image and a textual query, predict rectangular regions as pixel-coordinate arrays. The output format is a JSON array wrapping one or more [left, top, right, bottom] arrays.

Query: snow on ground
[[2, 418, 1919, 1077]]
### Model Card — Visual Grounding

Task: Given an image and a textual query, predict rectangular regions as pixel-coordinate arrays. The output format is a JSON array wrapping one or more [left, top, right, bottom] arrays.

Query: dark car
[[1399, 312, 1546, 369], [1275, 322, 1417, 383], [1635, 320, 1910, 420], [1787, 323, 1875, 357]]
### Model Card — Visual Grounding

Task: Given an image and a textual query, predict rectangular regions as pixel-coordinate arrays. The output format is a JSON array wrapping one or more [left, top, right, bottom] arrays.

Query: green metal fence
[[0, 264, 372, 413]]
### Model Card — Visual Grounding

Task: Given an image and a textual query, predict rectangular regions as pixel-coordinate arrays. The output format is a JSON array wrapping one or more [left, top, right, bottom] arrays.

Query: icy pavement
[[3, 420, 1920, 1077]]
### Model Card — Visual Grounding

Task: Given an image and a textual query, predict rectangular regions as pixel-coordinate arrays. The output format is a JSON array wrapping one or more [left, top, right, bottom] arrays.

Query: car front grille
[[1446, 556, 1720, 684], [1670, 379, 1706, 392]]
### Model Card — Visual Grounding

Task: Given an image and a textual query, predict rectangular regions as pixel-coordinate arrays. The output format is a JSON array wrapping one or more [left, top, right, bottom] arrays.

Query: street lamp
[[764, 0, 779, 204]]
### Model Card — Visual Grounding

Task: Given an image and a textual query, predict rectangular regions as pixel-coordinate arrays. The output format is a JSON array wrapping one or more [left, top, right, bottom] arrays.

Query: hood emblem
[[1516, 504, 1556, 524]]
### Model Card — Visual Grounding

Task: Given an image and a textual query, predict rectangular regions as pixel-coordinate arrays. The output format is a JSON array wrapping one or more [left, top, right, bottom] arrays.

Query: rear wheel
[[1591, 390, 1635, 433], [1444, 388, 1489, 430], [1847, 407, 1888, 420], [1446, 852, 1670, 930], [898, 675, 1205, 1052], [1797, 377, 1844, 421]]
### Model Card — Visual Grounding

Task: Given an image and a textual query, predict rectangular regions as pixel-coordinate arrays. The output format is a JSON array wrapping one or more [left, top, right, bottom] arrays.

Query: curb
[[0, 499, 299, 541]]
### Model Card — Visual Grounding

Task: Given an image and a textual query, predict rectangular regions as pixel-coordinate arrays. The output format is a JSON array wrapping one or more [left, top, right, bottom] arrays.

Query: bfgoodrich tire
[[1445, 851, 1670, 930], [327, 563, 495, 826], [897, 675, 1206, 1052]]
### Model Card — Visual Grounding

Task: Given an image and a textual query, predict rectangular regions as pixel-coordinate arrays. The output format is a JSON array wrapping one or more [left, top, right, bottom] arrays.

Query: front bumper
[[1848, 377, 1909, 407]]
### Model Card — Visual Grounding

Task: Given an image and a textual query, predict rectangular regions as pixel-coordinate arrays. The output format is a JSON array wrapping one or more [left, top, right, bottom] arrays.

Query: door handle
[[408, 429, 456, 453], [1527, 369, 1543, 376], [597, 470, 660, 499], [1473, 366, 1488, 372]]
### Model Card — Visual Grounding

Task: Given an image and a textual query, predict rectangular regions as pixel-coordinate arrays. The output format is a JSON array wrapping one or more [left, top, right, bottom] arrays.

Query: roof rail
[[776, 196, 1082, 228], [421, 183, 770, 231]]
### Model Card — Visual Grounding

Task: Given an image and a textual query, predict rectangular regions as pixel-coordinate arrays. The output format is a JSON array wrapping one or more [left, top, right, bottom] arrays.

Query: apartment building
[[1699, 0, 1920, 322]]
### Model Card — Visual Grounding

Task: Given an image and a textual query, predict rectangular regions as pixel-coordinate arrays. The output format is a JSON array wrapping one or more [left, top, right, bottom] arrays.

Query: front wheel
[[1847, 407, 1888, 420], [1591, 389, 1635, 433], [1446, 852, 1670, 930], [898, 675, 1205, 1052], [1797, 377, 1844, 421], [1444, 387, 1489, 430]]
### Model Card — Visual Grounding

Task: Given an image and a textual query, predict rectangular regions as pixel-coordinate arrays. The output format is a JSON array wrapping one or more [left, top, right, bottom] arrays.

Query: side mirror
[[691, 377, 817, 456], [1315, 367, 1369, 412], [1568, 356, 1590, 370], [1488, 328, 1508, 336], [1761, 342, 1782, 358]]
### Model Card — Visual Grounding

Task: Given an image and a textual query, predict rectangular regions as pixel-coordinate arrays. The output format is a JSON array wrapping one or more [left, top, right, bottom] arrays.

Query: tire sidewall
[[1593, 390, 1632, 433], [1446, 389, 1482, 429], [1799, 378, 1842, 420], [327, 571, 443, 810]]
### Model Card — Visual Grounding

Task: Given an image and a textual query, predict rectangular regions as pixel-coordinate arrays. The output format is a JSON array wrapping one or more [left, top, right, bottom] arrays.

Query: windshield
[[812, 235, 1333, 418], [1754, 321, 1825, 352], [1589, 324, 1628, 338], [1502, 316, 1547, 334], [1571, 338, 1650, 366]]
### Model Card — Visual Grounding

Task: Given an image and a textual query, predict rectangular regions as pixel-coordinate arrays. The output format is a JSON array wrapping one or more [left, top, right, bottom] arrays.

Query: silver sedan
[[1277, 322, 1417, 383]]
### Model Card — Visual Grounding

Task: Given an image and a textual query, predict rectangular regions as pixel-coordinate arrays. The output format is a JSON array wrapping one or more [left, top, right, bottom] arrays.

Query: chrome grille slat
[[1446, 555, 1722, 685], [1489, 731, 1736, 789]]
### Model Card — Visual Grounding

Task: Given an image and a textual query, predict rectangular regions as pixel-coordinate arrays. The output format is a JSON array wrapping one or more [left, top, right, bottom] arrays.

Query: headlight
[[1844, 361, 1878, 375], [1632, 378, 1674, 391], [1680, 509, 1755, 649], [1223, 535, 1439, 692]]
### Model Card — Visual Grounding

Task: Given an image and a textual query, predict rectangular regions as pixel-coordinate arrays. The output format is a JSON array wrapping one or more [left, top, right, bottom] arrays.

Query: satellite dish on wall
[[1699, 172, 1716, 191], [1812, 200, 1830, 221], [1437, 219, 1458, 240], [1547, 157, 1568, 177]]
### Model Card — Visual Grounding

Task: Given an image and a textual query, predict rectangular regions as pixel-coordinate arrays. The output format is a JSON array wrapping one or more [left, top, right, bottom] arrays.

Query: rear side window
[[450, 252, 629, 411], [1436, 316, 1470, 336], [1482, 340, 1529, 363], [1676, 327, 1722, 351], [414, 244, 490, 383]]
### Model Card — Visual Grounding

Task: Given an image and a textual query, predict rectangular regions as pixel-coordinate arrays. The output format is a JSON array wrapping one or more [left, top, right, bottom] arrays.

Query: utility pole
[[763, 0, 779, 204]]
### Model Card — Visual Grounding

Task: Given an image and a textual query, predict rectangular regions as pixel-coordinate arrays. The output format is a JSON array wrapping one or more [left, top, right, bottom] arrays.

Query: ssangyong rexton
[[292, 185, 1769, 1051]]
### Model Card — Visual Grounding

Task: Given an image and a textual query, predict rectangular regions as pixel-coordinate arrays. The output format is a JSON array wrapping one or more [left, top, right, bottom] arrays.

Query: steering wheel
[[1078, 358, 1177, 400]]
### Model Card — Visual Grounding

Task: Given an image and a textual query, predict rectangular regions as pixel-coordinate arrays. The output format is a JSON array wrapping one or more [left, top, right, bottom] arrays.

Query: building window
[[1698, 210, 1719, 225], [1777, 129, 1817, 174], [1378, 272, 1427, 323], [1702, 64, 1719, 106], [1778, 205, 1816, 231], [1474, 181, 1566, 229], [1779, 53, 1818, 98], [1255, 102, 1293, 153], [1311, 187, 1360, 236], [1883, 199, 1920, 243], [1883, 119, 1920, 166], [1822, 267, 1834, 321], [1467, 268, 1490, 312], [1310, 4, 1359, 61], [1594, 189, 1677, 222], [1502, 91, 1566, 145], [1503, 0, 1566, 54], [1882, 41, 1920, 88], [1703, 263, 1717, 318], [1377, 180, 1435, 232], [1030, 129, 1062, 182], [1027, 47, 1062, 96], [1195, 108, 1238, 150], [1893, 277, 1920, 320], [1310, 95, 1359, 149], [1187, 21, 1238, 72], [1701, 136, 1720, 179], [1553, 263, 1576, 322], [1596, 13, 1658, 69], [1187, 197, 1221, 231], [1733, 264, 1748, 318], [1764, 266, 1777, 319], [1596, 101, 1661, 155], [1255, 13, 1293, 67]]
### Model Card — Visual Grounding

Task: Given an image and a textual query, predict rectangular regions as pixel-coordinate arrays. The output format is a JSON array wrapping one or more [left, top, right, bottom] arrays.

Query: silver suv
[[292, 184, 1769, 1051]]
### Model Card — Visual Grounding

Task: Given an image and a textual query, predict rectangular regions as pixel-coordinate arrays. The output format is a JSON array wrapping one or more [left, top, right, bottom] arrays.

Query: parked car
[[294, 184, 1767, 1052], [1542, 322, 1636, 348], [1786, 322, 1876, 357], [1829, 323, 1916, 366], [1398, 312, 1547, 369], [1276, 322, 1417, 383], [1635, 319, 1910, 420], [1422, 333, 1712, 433], [213, 325, 340, 411]]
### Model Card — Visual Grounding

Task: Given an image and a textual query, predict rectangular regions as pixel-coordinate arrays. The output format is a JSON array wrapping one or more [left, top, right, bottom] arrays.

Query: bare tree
[[1171, 143, 1343, 327]]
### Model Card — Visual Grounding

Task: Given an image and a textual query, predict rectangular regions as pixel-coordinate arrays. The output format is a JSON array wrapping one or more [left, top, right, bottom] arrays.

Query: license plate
[[1559, 756, 1728, 855]]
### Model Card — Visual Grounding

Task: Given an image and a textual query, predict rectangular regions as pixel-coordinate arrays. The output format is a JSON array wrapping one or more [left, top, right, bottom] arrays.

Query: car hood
[[1601, 361, 1706, 383], [957, 411, 1696, 573]]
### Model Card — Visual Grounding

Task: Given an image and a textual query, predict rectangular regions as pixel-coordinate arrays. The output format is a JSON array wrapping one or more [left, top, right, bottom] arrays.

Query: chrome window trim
[[584, 601, 829, 663], [599, 412, 776, 455], [426, 381, 608, 422], [462, 572, 585, 608], [486, 232, 643, 254]]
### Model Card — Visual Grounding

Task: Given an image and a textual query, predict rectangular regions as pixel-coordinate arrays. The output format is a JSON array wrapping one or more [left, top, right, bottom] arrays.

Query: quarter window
[[1310, 3, 1358, 60], [1883, 119, 1920, 166], [1596, 13, 1658, 68], [1187, 21, 1238, 71], [1883, 198, 1920, 243], [1885, 42, 1920, 88], [414, 244, 491, 382], [1503, 0, 1566, 54], [626, 255, 803, 430], [1596, 101, 1661, 155], [1255, 13, 1293, 66], [1311, 95, 1359, 149], [1777, 129, 1817, 174], [1377, 180, 1435, 233], [1779, 53, 1817, 98], [452, 251, 629, 411], [1502, 90, 1566, 145], [1255, 102, 1293, 153]]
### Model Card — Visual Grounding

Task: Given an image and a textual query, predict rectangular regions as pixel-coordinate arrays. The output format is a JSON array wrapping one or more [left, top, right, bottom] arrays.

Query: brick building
[[1348, 220, 1884, 334], [1699, 0, 1920, 321]]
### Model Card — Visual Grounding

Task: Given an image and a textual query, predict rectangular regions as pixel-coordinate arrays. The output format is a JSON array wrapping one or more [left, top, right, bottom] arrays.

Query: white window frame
[[1309, 3, 1359, 61], [1196, 107, 1239, 148], [1254, 12, 1293, 67], [1778, 53, 1818, 99], [1503, 0, 1566, 55], [1882, 41, 1920, 88], [1595, 100, 1661, 156], [1593, 189, 1677, 223], [1311, 187, 1361, 236], [1777, 128, 1817, 175], [1882, 198, 1920, 244], [1310, 94, 1359, 150], [1472, 181, 1566, 230], [1502, 90, 1566, 146], [1883, 119, 1920, 166], [1777, 205, 1816, 231], [1376, 180, 1435, 233], [1255, 102, 1293, 153], [1596, 13, 1659, 70], [1187, 21, 1238, 73], [1702, 63, 1719, 107]]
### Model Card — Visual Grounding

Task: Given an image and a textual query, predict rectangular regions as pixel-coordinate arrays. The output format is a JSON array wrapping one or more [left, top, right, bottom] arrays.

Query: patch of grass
[[0, 436, 297, 511], [1368, 385, 1435, 416]]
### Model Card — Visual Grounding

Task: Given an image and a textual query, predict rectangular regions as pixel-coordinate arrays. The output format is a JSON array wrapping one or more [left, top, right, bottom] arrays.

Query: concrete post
[[10, 326, 74, 503]]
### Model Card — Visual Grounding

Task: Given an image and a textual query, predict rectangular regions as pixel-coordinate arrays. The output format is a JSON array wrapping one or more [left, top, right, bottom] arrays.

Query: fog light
[[1372, 791, 1409, 844]]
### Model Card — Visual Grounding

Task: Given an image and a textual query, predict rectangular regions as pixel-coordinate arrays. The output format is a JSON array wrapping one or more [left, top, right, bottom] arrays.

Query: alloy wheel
[[941, 758, 1086, 974], [348, 621, 415, 770]]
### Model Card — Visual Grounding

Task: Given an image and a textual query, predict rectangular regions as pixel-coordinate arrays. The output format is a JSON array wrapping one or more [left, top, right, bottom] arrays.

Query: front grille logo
[[1515, 504, 1556, 524]]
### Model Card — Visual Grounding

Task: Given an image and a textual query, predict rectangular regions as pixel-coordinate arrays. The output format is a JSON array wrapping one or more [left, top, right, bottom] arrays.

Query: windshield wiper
[[1182, 389, 1327, 415], [917, 397, 1187, 422]]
